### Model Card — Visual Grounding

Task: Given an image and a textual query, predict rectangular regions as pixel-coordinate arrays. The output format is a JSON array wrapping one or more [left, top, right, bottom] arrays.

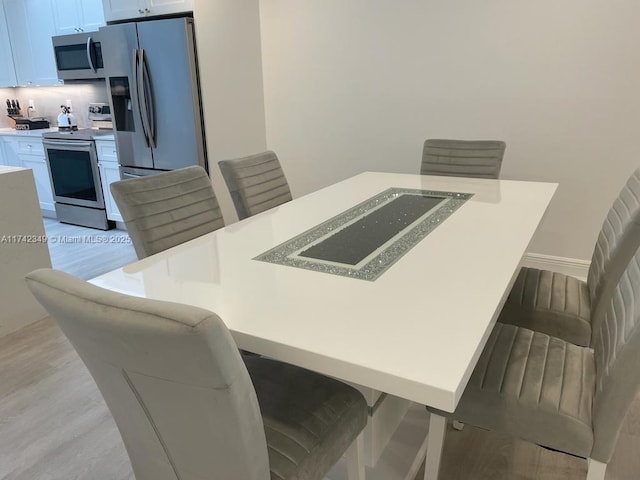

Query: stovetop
[[43, 128, 114, 141]]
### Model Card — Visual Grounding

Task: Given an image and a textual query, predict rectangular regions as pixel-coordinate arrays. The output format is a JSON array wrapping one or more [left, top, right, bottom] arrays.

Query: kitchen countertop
[[0, 165, 27, 174], [0, 127, 58, 137], [94, 133, 115, 141], [0, 128, 115, 141]]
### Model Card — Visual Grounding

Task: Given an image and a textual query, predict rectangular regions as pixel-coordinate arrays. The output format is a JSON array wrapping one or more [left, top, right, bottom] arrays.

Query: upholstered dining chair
[[110, 166, 224, 259], [423, 240, 640, 480], [25, 268, 367, 480], [218, 150, 292, 220], [420, 139, 506, 179], [500, 168, 640, 347]]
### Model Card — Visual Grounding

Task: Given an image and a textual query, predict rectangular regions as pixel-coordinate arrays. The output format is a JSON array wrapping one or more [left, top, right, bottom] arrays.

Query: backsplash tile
[[0, 81, 109, 129]]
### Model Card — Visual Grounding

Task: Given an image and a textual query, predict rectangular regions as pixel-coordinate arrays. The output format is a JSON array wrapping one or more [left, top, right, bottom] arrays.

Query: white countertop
[[0, 128, 114, 141], [94, 133, 115, 141], [91, 172, 558, 412], [0, 165, 28, 174], [0, 127, 58, 137]]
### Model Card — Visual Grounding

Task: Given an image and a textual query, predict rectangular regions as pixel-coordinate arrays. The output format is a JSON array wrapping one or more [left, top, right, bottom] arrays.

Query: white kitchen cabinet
[[147, 0, 193, 16], [0, 140, 6, 166], [101, 0, 145, 22], [3, 136, 56, 215], [4, 0, 60, 86], [96, 140, 123, 223], [52, 0, 105, 35], [20, 155, 55, 213], [0, 2, 17, 87], [1, 138, 24, 167], [102, 0, 192, 23]]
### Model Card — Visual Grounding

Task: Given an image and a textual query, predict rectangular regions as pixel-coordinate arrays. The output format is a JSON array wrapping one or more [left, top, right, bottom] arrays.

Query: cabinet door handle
[[138, 9, 144, 14], [145, 8, 150, 13]]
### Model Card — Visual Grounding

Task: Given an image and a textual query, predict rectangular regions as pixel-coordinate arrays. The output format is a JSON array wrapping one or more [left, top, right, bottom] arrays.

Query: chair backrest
[[218, 151, 292, 220], [591, 244, 640, 463], [110, 166, 224, 259], [421, 139, 506, 179], [25, 269, 270, 480], [587, 168, 640, 322]]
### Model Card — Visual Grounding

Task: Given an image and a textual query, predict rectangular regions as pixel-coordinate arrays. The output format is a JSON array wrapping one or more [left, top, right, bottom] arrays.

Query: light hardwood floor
[[414, 410, 640, 480], [43, 219, 138, 280], [2, 221, 639, 479], [2, 314, 640, 480]]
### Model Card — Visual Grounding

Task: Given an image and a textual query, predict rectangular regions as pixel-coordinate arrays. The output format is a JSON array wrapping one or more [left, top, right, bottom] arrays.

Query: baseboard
[[521, 253, 590, 281]]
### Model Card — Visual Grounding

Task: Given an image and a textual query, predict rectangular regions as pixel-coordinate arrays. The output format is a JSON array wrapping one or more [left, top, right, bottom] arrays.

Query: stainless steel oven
[[52, 31, 105, 80], [43, 130, 113, 230]]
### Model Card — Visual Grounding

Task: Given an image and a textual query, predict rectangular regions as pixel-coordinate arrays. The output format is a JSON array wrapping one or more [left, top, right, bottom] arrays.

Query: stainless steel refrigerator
[[99, 17, 207, 178]]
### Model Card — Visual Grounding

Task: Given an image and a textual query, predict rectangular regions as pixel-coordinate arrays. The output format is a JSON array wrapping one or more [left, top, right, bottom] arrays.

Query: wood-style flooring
[[413, 408, 640, 480], [43, 218, 137, 280], [2, 315, 640, 479], [2, 220, 639, 479]]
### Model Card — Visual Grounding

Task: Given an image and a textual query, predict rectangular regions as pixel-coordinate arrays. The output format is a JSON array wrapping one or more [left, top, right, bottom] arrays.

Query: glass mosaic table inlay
[[254, 187, 473, 281]]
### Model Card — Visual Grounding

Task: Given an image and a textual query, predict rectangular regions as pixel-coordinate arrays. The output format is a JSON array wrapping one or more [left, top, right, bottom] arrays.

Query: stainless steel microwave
[[52, 31, 105, 80]]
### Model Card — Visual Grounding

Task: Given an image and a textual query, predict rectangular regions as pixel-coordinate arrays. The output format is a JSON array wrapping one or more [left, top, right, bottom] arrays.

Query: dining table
[[90, 171, 557, 473]]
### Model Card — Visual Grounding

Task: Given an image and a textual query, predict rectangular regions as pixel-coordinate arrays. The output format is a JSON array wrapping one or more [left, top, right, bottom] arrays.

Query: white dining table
[[91, 171, 557, 414]]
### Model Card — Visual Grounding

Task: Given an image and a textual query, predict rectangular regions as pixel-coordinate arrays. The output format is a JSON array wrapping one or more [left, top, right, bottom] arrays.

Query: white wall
[[260, 0, 640, 260], [193, 0, 267, 223]]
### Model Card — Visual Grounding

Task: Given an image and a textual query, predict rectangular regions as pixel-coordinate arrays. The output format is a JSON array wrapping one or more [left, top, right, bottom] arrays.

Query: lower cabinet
[[0, 141, 6, 166], [2, 136, 55, 215], [19, 155, 56, 214], [98, 161, 123, 223], [95, 139, 123, 223]]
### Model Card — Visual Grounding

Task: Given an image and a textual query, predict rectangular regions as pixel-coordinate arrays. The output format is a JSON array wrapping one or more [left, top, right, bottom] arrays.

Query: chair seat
[[499, 267, 592, 346], [430, 323, 595, 458], [244, 356, 367, 480]]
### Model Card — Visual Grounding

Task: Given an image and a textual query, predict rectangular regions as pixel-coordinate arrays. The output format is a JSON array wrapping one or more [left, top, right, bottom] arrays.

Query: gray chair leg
[[424, 413, 447, 480], [586, 459, 606, 480], [346, 432, 365, 480]]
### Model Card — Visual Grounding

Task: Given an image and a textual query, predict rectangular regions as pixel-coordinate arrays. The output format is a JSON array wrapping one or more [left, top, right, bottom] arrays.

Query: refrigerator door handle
[[138, 49, 156, 149], [133, 48, 150, 147], [86, 37, 96, 72]]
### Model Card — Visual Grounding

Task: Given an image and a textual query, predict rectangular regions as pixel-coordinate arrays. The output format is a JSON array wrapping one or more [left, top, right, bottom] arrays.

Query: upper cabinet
[[4, 0, 59, 86], [52, 0, 105, 35], [0, 1, 16, 87], [102, 0, 193, 23], [101, 0, 144, 22]]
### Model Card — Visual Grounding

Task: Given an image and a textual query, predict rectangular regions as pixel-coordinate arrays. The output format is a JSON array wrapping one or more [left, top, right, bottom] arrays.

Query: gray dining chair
[[420, 139, 506, 179], [424, 238, 640, 480], [218, 150, 292, 220], [500, 168, 640, 347], [25, 268, 367, 480], [110, 166, 224, 259]]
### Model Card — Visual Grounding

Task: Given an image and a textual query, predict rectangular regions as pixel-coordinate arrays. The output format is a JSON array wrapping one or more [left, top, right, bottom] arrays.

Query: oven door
[[43, 139, 105, 209], [53, 32, 105, 80]]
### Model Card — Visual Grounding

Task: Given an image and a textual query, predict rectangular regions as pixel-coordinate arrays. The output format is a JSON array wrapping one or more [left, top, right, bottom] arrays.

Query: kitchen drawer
[[6, 138, 45, 156], [95, 140, 118, 162]]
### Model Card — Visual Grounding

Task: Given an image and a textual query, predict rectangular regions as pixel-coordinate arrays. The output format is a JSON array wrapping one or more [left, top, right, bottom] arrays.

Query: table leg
[[424, 413, 446, 480]]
